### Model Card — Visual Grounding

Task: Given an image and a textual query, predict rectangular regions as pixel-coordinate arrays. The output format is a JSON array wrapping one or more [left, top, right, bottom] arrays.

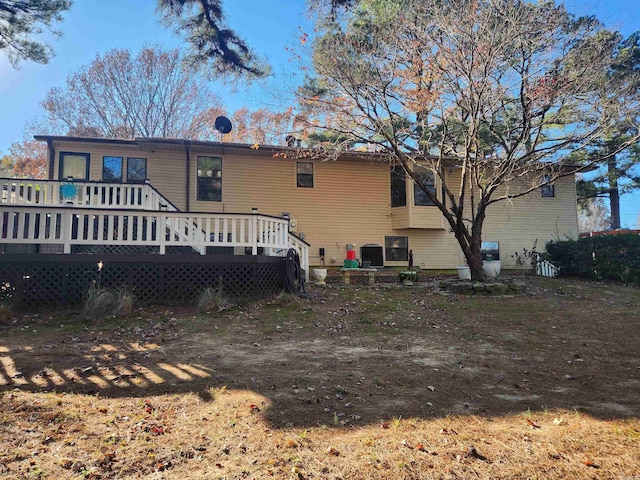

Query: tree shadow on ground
[[1, 280, 638, 427]]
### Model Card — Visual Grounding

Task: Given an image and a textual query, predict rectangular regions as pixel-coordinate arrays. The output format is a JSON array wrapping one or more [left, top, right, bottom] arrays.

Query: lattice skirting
[[0, 254, 286, 307]]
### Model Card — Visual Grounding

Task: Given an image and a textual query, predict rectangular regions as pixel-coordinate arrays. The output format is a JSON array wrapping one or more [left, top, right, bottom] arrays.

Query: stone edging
[[438, 279, 527, 295]]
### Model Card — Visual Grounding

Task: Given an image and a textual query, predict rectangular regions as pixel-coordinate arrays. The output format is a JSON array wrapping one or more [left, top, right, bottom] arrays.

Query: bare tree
[[298, 0, 640, 279], [203, 107, 295, 145], [41, 45, 223, 139]]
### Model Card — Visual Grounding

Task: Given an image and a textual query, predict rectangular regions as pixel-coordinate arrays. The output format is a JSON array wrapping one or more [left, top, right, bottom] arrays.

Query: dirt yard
[[0, 276, 638, 479]]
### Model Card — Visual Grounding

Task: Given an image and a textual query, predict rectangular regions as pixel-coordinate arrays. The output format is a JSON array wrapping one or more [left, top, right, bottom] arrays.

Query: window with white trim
[[385, 236, 409, 261]]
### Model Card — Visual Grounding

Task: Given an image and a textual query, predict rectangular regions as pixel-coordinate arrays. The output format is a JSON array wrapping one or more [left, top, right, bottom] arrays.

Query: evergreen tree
[[0, 0, 71, 66]]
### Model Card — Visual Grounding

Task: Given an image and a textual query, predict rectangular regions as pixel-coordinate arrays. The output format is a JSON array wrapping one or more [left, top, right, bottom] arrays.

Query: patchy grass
[[0, 276, 639, 479]]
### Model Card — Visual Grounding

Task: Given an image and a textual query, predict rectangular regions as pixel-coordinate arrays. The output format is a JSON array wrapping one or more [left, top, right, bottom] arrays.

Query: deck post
[[63, 209, 72, 254], [159, 212, 166, 255], [251, 212, 258, 255]]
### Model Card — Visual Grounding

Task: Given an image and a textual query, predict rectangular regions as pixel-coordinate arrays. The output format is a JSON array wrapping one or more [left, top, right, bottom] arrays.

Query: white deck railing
[[535, 253, 559, 278], [0, 206, 286, 252], [0, 205, 310, 280], [288, 233, 310, 280], [1, 178, 310, 281], [0, 178, 170, 211]]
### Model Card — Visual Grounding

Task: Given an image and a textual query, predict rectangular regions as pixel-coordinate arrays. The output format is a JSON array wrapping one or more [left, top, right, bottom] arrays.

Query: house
[[0, 135, 580, 303]]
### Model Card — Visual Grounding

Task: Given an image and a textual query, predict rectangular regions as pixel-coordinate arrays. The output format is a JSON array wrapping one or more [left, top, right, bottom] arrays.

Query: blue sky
[[0, 0, 638, 227]]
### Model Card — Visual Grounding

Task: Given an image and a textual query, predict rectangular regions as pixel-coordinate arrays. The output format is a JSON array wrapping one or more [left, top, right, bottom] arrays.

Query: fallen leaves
[[286, 438, 298, 448], [526, 418, 541, 429], [467, 446, 488, 462], [326, 446, 340, 456], [144, 399, 155, 414]]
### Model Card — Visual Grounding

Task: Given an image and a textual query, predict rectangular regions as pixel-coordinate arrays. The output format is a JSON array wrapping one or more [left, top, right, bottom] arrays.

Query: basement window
[[385, 236, 409, 261], [481, 241, 500, 261]]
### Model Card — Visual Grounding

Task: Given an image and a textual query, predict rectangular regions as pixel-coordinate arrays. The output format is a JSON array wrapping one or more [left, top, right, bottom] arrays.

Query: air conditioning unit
[[361, 244, 384, 267]]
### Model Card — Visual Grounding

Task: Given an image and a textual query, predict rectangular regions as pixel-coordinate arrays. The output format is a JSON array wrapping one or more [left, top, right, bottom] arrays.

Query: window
[[127, 157, 147, 183], [481, 241, 500, 261], [390, 165, 406, 207], [385, 236, 409, 261], [297, 162, 313, 187], [541, 174, 555, 197], [413, 165, 436, 206], [103, 156, 123, 182], [197, 156, 222, 201], [59, 152, 89, 180]]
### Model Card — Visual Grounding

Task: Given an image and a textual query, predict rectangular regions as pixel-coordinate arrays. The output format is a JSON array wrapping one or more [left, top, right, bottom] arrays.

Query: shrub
[[398, 270, 419, 283], [511, 240, 539, 270], [0, 304, 13, 324], [83, 285, 134, 318], [546, 234, 640, 284], [197, 283, 229, 311]]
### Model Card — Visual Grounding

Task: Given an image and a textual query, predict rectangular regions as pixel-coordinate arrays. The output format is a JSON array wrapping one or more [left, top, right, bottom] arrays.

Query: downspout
[[47, 139, 55, 179], [184, 140, 191, 212]]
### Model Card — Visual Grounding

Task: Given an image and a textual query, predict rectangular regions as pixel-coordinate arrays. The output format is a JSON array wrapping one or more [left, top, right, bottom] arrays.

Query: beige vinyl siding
[[481, 175, 579, 269], [191, 154, 395, 265], [391, 206, 410, 229], [409, 205, 445, 229], [50, 142, 188, 210], [45, 139, 580, 270], [52, 143, 139, 181], [391, 165, 446, 229], [399, 230, 466, 269], [440, 169, 579, 269], [144, 150, 187, 210]]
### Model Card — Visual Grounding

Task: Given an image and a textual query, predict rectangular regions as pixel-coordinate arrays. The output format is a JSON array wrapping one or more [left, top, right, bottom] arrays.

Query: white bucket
[[482, 260, 502, 279], [456, 266, 471, 280]]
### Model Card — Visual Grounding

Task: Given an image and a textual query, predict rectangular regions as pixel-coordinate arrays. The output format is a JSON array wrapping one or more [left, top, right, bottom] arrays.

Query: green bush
[[398, 270, 419, 283], [546, 234, 640, 284]]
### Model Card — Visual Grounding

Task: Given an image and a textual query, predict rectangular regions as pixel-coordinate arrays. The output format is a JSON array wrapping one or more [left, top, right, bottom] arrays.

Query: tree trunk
[[608, 159, 621, 229], [468, 237, 483, 281]]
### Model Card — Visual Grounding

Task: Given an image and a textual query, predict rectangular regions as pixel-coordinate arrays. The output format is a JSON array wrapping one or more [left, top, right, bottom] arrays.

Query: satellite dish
[[214, 116, 233, 134]]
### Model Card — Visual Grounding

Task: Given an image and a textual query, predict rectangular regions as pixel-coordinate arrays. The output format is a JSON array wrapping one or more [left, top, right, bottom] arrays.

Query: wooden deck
[[0, 178, 309, 281]]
